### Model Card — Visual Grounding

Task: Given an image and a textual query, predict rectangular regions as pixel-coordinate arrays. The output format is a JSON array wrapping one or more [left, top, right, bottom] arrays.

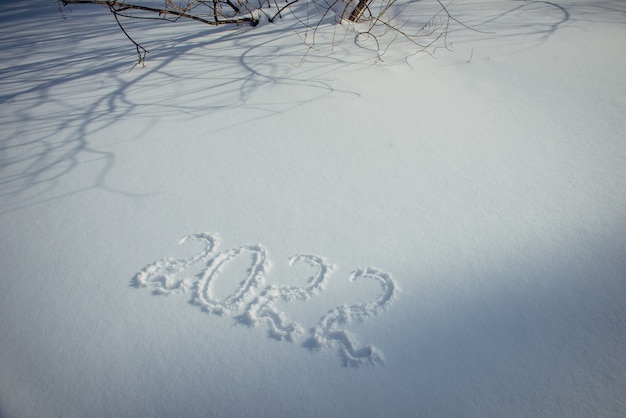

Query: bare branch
[[61, 0, 258, 25], [59, 0, 470, 66]]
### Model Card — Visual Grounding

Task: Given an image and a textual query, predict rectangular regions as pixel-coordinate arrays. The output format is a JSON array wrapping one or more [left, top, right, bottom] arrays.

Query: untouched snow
[[1, 0, 625, 416]]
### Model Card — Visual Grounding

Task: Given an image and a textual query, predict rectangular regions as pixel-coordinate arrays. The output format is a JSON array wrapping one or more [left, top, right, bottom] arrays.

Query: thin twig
[[62, 0, 258, 25], [109, 4, 148, 69]]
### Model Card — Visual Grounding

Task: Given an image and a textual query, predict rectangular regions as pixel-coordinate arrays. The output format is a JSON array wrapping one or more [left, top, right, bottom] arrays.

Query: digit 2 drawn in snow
[[132, 233, 399, 366]]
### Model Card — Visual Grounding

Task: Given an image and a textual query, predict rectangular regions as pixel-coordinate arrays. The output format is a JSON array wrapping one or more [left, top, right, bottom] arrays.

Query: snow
[[1, 0, 625, 416]]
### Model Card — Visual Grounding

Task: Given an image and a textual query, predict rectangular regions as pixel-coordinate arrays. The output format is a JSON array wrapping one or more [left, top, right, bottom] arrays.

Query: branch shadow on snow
[[1, 0, 615, 213], [0, 1, 362, 213]]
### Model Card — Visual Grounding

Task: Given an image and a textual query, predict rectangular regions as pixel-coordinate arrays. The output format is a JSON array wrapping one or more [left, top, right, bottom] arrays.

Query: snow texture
[[1, 0, 626, 417]]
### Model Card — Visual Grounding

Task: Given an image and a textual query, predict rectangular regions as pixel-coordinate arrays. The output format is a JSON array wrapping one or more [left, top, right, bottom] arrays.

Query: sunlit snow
[[1, 0, 625, 416]]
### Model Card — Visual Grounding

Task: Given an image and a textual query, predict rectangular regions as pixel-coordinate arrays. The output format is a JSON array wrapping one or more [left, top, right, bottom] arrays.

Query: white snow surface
[[1, 0, 626, 416]]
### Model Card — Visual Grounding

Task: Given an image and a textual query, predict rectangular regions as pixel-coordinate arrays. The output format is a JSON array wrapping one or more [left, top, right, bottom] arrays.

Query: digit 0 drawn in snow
[[132, 233, 398, 366], [193, 244, 269, 315]]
